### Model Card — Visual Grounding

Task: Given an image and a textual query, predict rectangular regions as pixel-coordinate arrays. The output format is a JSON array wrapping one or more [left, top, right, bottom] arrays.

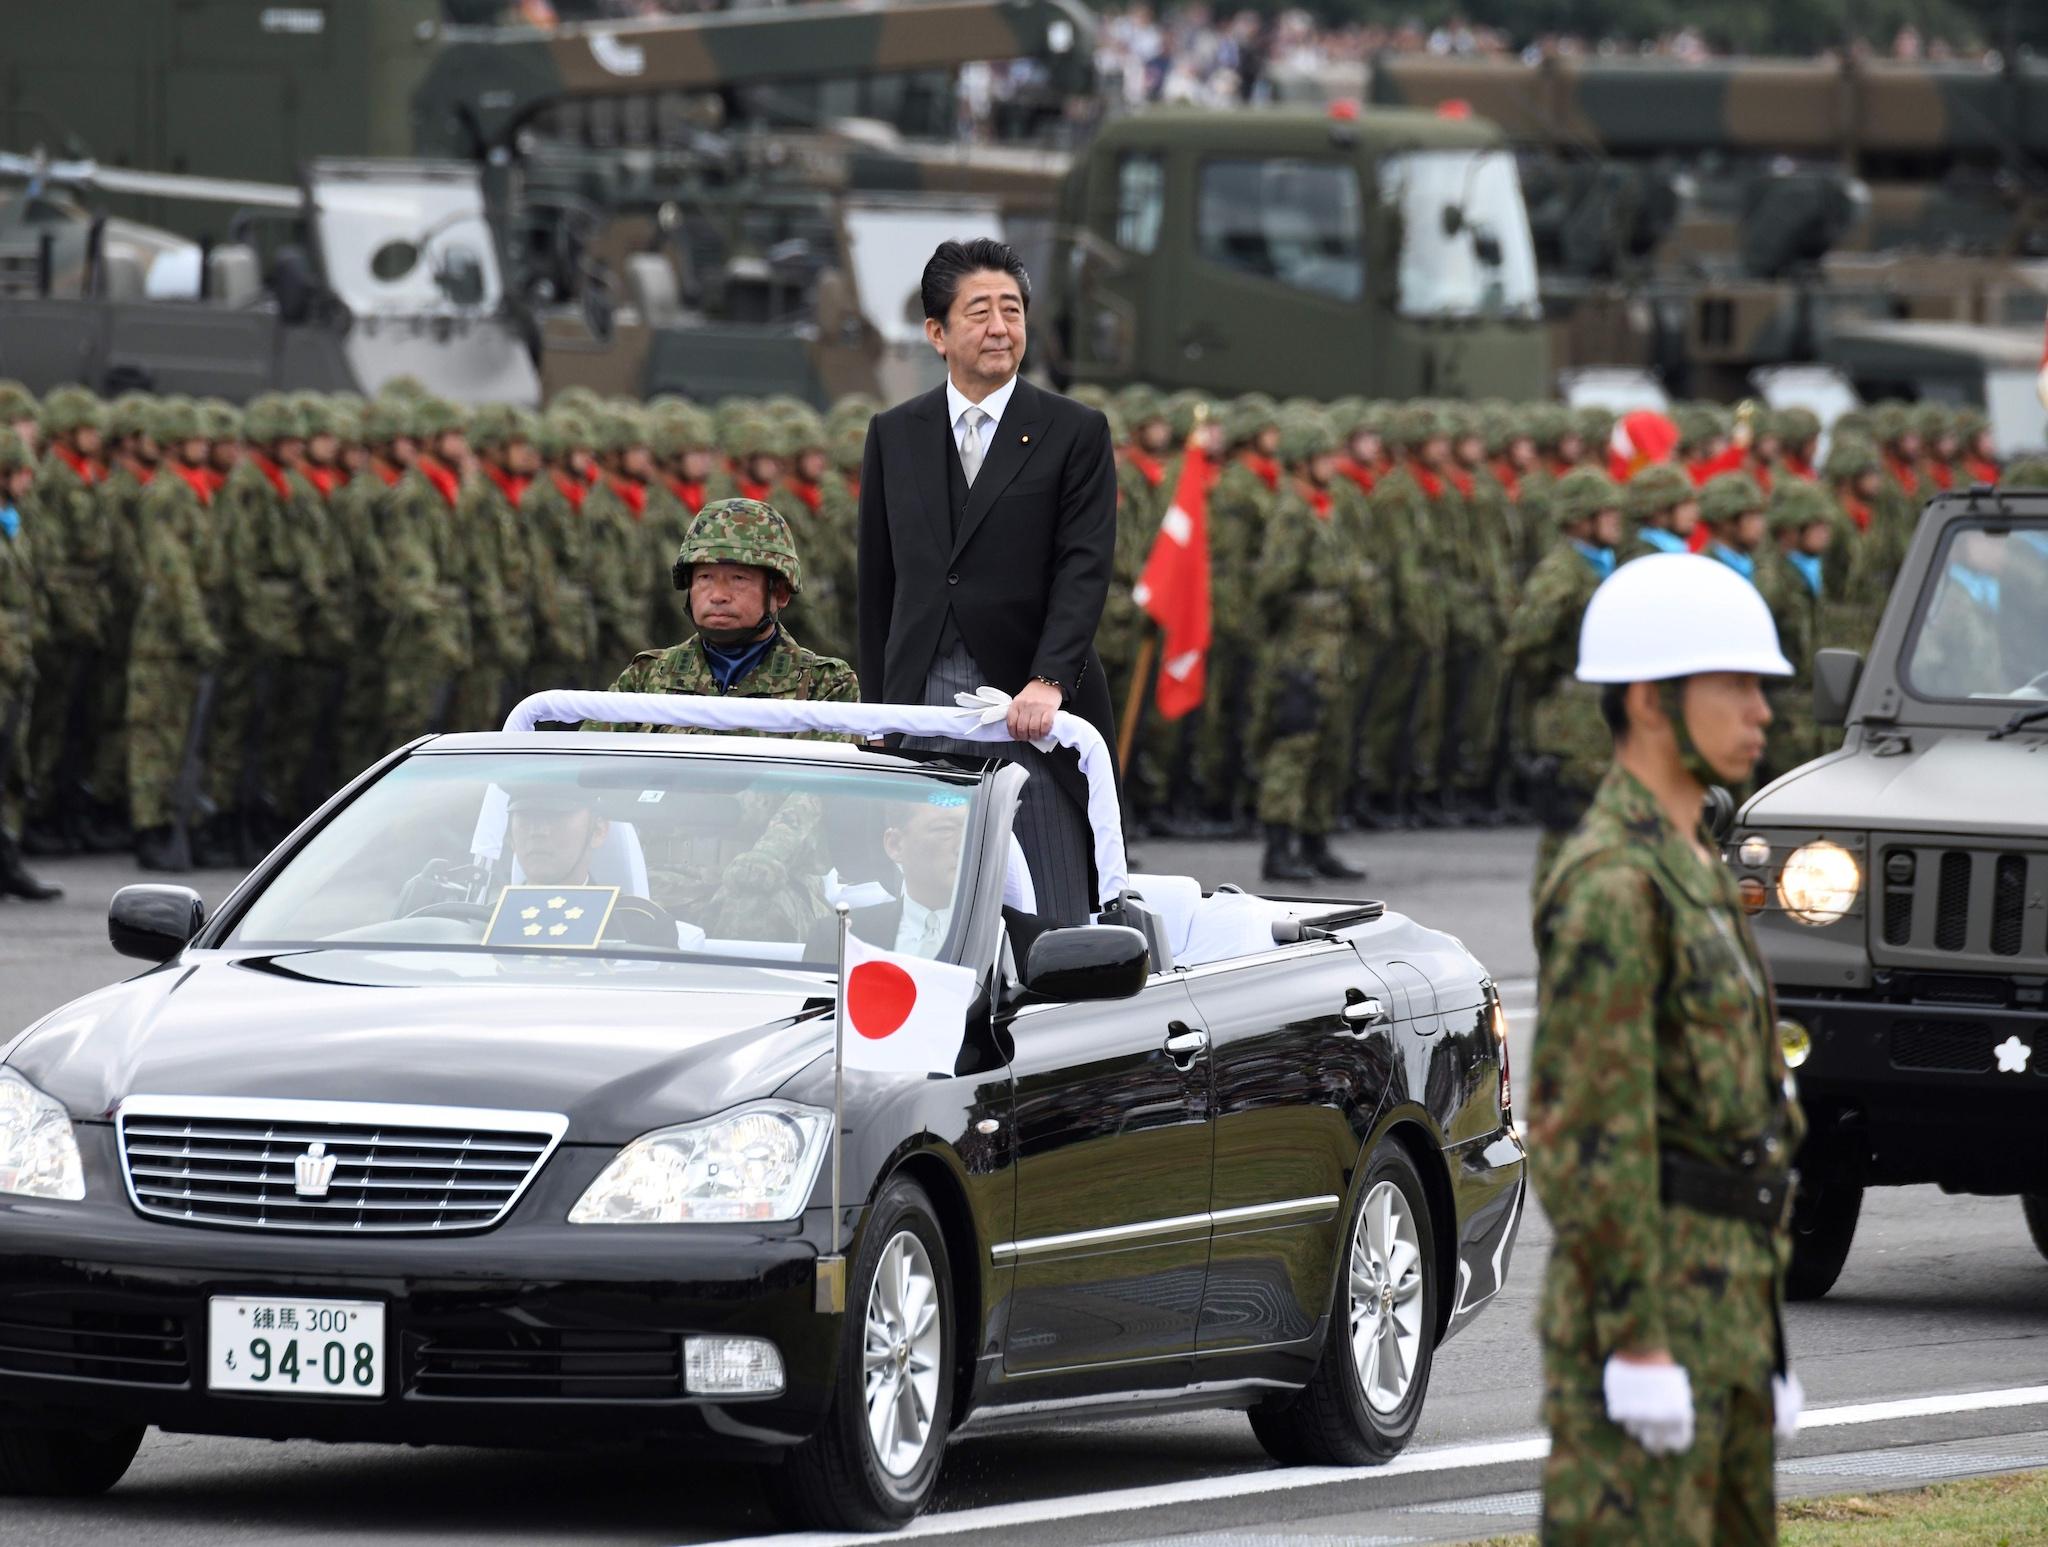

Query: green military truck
[[1045, 104, 1550, 400], [1729, 486, 2048, 1298]]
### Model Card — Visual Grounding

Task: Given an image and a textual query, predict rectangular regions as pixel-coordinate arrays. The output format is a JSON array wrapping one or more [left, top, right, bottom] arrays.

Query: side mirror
[[1813, 649, 1864, 728], [109, 885, 206, 963], [1022, 925, 1148, 1004]]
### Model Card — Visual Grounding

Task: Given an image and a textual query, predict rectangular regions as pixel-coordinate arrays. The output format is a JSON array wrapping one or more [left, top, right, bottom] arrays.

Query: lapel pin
[[1021, 434, 1030, 444]]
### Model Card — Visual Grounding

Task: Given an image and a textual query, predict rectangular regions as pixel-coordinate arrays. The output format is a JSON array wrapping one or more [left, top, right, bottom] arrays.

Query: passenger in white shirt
[[887, 797, 968, 959]]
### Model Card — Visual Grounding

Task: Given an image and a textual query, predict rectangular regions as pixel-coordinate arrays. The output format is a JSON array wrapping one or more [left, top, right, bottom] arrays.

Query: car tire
[[1786, 1181, 1863, 1301], [2021, 1194, 2048, 1263], [0, 1420, 145, 1496], [1249, 1138, 1437, 1466], [775, 1175, 954, 1531]]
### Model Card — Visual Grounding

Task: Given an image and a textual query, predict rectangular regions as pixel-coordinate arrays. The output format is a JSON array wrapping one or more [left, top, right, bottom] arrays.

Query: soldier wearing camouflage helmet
[[582, 403, 663, 673], [1697, 472, 1769, 587], [1958, 409, 2000, 486], [1444, 405, 1521, 822], [90, 392, 163, 843], [1619, 463, 1700, 562], [0, 381, 38, 456], [1530, 553, 1804, 1546], [591, 497, 855, 727], [0, 432, 58, 898], [1505, 466, 1624, 896], [458, 404, 543, 731], [775, 407, 857, 666], [521, 409, 601, 696], [381, 397, 476, 747], [1754, 480, 1835, 779]]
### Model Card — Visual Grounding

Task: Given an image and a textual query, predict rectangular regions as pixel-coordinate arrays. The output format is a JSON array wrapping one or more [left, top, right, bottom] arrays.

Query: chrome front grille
[[117, 1097, 566, 1234], [1872, 841, 2048, 972]]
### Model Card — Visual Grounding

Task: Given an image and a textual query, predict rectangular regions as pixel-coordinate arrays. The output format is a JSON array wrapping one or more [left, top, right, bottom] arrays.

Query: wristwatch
[[1029, 674, 1067, 703]]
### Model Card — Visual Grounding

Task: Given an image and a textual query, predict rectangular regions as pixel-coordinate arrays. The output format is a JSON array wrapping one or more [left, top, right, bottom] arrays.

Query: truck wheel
[[2021, 1195, 2048, 1262], [775, 1176, 953, 1531], [0, 1420, 144, 1496], [1786, 1181, 1863, 1301], [1249, 1139, 1437, 1465]]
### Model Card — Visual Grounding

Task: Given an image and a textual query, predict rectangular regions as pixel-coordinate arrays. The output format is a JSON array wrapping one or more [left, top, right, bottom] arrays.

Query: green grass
[[1462, 1469, 2048, 1546]]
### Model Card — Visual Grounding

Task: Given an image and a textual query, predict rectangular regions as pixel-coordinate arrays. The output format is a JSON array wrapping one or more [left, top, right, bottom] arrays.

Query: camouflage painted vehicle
[[1367, 54, 2048, 402], [1047, 104, 1549, 400], [1727, 486, 2048, 1299]]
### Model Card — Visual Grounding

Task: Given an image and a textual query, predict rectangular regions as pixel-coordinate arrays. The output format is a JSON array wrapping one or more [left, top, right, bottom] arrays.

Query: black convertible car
[[0, 710, 1525, 1529]]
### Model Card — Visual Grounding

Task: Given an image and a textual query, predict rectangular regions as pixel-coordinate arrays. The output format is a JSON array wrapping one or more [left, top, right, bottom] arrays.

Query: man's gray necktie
[[959, 405, 988, 486], [916, 908, 942, 958]]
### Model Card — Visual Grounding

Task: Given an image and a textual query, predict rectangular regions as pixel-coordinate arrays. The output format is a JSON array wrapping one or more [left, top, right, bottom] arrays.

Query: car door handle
[[1342, 993, 1388, 1030], [1164, 1024, 1208, 1064]]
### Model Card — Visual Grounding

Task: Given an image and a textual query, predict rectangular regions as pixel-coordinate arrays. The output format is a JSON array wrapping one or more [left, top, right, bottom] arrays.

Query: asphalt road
[[4, 829, 2046, 1546]]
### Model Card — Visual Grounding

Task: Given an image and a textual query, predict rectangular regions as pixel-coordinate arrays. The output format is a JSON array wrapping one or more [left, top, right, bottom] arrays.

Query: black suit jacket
[[856, 377, 1118, 811]]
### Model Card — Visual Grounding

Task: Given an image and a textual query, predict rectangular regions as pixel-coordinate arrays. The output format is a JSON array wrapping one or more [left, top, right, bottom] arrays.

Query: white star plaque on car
[[1994, 1035, 2032, 1074]]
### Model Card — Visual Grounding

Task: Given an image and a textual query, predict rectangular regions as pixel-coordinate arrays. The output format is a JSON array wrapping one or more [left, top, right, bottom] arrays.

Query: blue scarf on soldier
[[701, 624, 781, 693], [1569, 538, 1616, 581], [1708, 542, 1756, 582], [0, 504, 17, 542], [1788, 551, 1823, 597], [1638, 527, 1687, 555], [1947, 563, 1999, 612]]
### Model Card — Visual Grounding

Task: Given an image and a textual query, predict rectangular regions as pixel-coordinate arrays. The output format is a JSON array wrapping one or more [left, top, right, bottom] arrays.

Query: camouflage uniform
[[1531, 764, 1803, 1545], [0, 436, 45, 836], [1445, 407, 1520, 815], [381, 401, 474, 741], [127, 405, 226, 845], [458, 404, 542, 732], [583, 405, 661, 674], [775, 409, 858, 667], [1505, 468, 1621, 895], [1754, 482, 1830, 780], [588, 499, 857, 940], [330, 400, 408, 772], [1191, 398, 1281, 826], [277, 393, 358, 816], [522, 409, 601, 696], [24, 387, 115, 841]]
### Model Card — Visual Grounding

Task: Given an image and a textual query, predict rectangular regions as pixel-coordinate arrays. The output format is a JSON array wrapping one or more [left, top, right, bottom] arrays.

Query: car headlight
[[0, 1068, 86, 1201], [570, 1101, 831, 1225], [1777, 840, 1861, 926]]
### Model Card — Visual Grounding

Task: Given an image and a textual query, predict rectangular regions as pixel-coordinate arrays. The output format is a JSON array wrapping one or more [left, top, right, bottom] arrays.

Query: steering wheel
[[603, 896, 682, 950], [404, 901, 494, 924]]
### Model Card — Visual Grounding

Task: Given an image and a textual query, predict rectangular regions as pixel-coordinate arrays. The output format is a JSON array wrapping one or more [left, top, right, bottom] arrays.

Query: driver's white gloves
[[1773, 1370, 1805, 1440], [1603, 1355, 1695, 1456]]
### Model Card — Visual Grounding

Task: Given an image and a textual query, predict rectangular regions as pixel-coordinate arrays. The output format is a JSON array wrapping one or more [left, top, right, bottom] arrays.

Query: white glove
[[1603, 1355, 1695, 1456], [1773, 1371, 1804, 1440], [952, 685, 1056, 750]]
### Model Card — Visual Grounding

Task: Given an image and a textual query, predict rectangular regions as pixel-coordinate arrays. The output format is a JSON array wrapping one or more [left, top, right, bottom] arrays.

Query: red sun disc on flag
[[848, 961, 917, 1039]]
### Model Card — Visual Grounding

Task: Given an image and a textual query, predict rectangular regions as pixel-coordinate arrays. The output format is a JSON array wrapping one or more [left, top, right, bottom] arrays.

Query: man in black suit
[[856, 238, 1117, 923]]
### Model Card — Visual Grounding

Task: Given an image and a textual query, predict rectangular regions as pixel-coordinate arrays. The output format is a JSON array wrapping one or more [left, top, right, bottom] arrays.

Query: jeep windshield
[[1902, 520, 2048, 705], [225, 751, 981, 968]]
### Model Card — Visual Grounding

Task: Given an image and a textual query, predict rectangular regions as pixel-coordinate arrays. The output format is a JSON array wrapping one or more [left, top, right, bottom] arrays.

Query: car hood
[[6, 950, 835, 1143], [1745, 733, 2048, 838]]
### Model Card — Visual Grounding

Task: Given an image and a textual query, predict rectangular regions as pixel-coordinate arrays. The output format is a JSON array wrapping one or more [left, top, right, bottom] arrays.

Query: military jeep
[[1729, 485, 2048, 1299]]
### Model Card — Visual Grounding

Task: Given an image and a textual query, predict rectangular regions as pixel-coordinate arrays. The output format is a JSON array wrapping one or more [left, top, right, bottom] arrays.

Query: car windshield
[[1380, 148, 1540, 320], [226, 751, 982, 968], [1902, 521, 2048, 703]]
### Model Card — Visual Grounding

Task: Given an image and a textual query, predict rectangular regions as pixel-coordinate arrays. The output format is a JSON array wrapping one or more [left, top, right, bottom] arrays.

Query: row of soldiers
[[0, 373, 2031, 891], [1076, 386, 2025, 881], [0, 377, 872, 881]]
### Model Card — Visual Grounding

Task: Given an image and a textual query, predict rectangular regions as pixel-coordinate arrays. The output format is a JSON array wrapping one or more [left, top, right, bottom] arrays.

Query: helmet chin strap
[[1658, 678, 1747, 809], [695, 603, 778, 648]]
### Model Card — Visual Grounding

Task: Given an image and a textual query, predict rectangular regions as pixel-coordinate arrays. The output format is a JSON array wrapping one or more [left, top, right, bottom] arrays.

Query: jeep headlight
[[570, 1101, 831, 1225], [0, 1068, 86, 1201], [1777, 841, 1861, 926]]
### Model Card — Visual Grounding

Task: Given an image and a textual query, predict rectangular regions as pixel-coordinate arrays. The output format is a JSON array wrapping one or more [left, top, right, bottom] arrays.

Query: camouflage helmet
[[548, 384, 604, 416], [1164, 390, 1207, 442], [824, 393, 879, 438], [1277, 407, 1336, 466], [1525, 402, 1572, 451], [1100, 403, 1127, 447], [242, 393, 304, 445], [832, 421, 866, 474], [729, 414, 788, 462], [292, 392, 340, 440], [1624, 463, 1694, 520], [0, 380, 37, 423], [329, 400, 363, 445], [591, 403, 648, 455], [2003, 457, 2048, 490], [197, 399, 241, 442], [1953, 407, 1989, 443], [408, 395, 467, 442], [40, 385, 103, 437], [0, 432, 34, 476], [152, 396, 203, 444], [1552, 467, 1623, 528], [1223, 394, 1278, 449], [1869, 401, 1913, 445], [1912, 402, 1954, 443], [1386, 403, 1445, 452], [674, 498, 803, 597], [1775, 406, 1822, 446], [1699, 471, 1767, 527], [536, 409, 592, 462], [1671, 403, 1720, 453], [1767, 478, 1832, 535], [1569, 404, 1614, 451], [1068, 384, 1112, 416], [649, 405, 714, 460], [1831, 407, 1874, 441], [1822, 433, 1880, 483], [378, 374, 433, 403], [783, 407, 828, 454], [469, 402, 528, 450], [358, 396, 406, 446], [107, 391, 155, 441], [1114, 385, 1165, 431], [1439, 402, 1478, 445]]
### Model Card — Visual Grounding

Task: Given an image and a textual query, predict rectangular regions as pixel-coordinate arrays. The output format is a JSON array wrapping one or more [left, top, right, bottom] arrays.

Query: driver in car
[[499, 780, 708, 951]]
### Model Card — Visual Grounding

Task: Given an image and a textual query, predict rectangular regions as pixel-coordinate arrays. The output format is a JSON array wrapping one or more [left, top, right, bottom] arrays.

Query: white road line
[[693, 1384, 2048, 1547]]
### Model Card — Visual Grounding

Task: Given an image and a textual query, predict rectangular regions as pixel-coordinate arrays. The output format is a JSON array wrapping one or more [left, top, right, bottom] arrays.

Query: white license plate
[[206, 1297, 385, 1397]]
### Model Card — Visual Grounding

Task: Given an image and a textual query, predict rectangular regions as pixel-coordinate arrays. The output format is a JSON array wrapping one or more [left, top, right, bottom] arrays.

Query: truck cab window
[[1195, 158, 1363, 302], [1115, 154, 1164, 254]]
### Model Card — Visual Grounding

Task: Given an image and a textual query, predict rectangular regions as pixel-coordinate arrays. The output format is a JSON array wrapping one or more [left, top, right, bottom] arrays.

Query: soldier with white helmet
[[1527, 553, 1808, 1545]]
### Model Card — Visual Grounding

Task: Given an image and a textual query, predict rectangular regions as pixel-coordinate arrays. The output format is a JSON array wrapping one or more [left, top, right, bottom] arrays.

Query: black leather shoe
[[1261, 824, 1316, 883], [1301, 833, 1367, 882], [0, 832, 62, 900]]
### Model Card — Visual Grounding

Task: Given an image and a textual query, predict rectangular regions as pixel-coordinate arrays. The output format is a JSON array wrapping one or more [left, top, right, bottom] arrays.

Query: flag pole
[[1116, 627, 1158, 776], [814, 901, 851, 1315]]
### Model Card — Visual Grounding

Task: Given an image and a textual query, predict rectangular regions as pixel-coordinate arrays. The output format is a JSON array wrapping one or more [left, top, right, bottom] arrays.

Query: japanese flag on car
[[840, 933, 977, 1076]]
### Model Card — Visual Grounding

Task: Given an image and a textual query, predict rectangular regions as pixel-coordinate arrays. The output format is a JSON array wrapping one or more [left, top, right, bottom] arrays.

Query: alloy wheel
[[1349, 1178, 1426, 1415], [861, 1228, 944, 1477]]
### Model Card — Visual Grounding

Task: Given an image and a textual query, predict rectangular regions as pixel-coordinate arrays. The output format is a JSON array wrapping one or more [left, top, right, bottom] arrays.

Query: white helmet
[[1576, 552, 1794, 683]]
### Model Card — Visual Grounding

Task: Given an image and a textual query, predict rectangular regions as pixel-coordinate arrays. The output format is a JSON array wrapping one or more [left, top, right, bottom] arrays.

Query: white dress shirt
[[945, 373, 1019, 459], [894, 896, 953, 959]]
